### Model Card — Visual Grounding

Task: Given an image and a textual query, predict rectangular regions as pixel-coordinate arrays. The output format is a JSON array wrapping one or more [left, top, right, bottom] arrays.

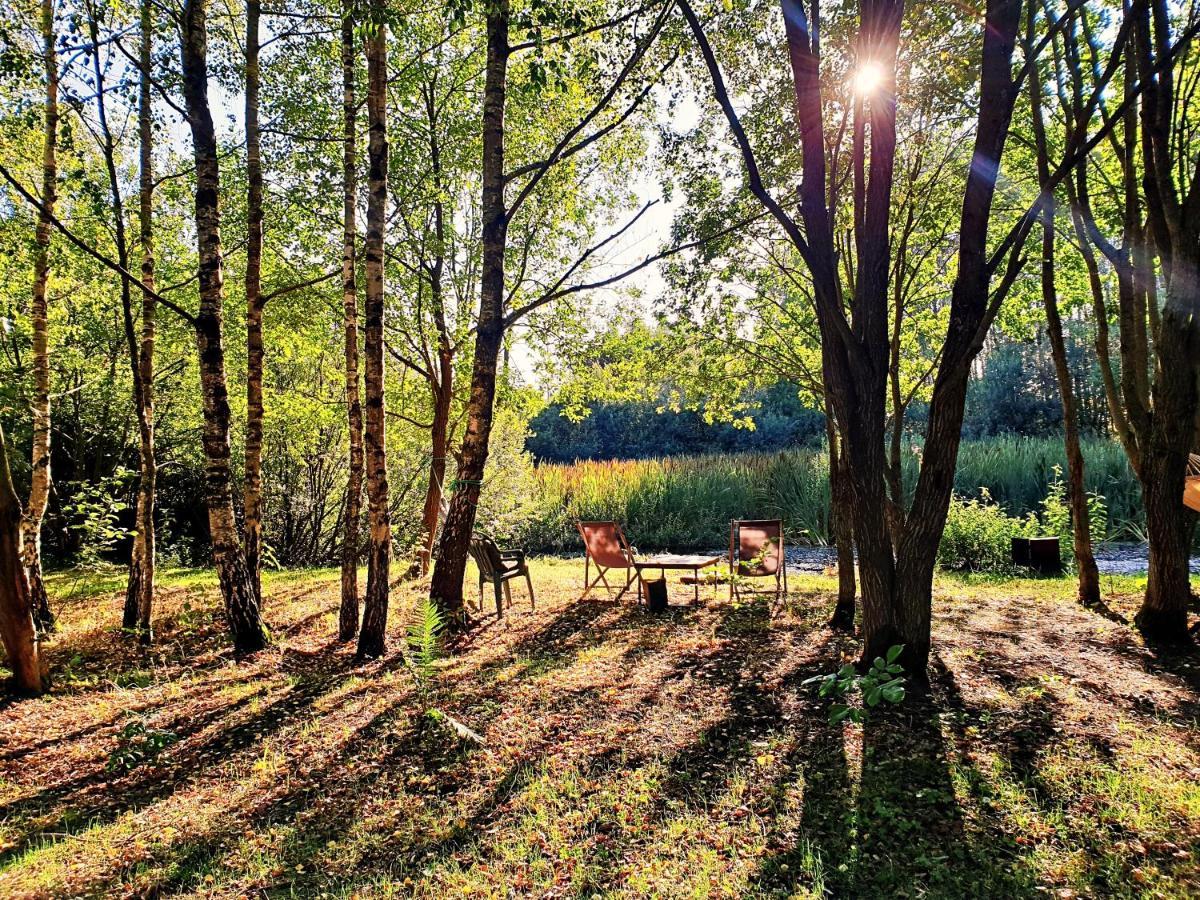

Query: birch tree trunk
[[429, 0, 509, 622], [22, 0, 58, 633], [339, 1, 364, 641], [243, 0, 266, 600], [356, 15, 391, 659], [127, 0, 158, 640], [181, 0, 267, 653], [1, 424, 45, 696]]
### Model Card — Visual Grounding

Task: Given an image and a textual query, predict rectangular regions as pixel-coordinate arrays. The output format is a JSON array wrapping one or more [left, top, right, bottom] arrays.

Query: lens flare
[[853, 61, 885, 96]]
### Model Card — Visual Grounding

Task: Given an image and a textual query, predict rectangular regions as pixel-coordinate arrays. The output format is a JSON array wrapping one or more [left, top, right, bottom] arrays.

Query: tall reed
[[507, 437, 1143, 552]]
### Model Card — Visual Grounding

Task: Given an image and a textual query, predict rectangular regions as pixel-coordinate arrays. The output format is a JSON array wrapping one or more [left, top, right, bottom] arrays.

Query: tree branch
[[0, 161, 197, 326], [504, 208, 767, 327]]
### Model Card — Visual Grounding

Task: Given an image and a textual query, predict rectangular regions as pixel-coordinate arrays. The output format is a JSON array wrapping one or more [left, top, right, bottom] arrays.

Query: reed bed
[[511, 437, 1143, 552]]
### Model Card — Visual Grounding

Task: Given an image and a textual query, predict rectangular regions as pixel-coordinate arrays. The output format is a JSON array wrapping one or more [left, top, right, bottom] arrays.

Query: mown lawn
[[1, 559, 1198, 898]]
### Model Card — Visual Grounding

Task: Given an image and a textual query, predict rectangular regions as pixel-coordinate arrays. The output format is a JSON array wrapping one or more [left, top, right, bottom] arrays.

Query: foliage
[[937, 489, 1030, 574], [526, 385, 825, 463], [803, 645, 907, 725], [58, 468, 134, 568], [1038, 465, 1108, 551], [406, 596, 445, 684], [514, 449, 828, 551], [511, 437, 1143, 560], [105, 719, 179, 773]]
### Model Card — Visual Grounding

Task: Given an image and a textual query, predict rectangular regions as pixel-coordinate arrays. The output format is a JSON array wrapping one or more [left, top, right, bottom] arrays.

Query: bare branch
[[0, 161, 197, 326]]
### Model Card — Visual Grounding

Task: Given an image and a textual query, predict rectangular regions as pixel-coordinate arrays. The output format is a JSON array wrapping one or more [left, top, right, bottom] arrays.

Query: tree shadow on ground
[[848, 682, 1038, 897], [0, 645, 361, 866]]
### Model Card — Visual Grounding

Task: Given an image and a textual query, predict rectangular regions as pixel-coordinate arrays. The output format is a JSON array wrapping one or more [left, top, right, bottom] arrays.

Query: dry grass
[[0, 561, 1197, 898]]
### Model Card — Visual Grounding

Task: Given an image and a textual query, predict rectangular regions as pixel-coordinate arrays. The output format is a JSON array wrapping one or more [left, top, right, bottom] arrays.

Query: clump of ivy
[[106, 719, 179, 773]]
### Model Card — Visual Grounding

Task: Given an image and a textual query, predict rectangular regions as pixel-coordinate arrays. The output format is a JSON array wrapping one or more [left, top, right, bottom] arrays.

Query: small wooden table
[[635, 554, 721, 605]]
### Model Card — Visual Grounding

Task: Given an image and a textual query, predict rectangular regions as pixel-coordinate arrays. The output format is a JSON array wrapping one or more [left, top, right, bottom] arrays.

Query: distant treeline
[[527, 334, 1111, 464]]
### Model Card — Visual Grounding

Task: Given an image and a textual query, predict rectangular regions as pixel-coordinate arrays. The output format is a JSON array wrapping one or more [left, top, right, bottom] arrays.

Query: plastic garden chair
[[468, 534, 535, 617]]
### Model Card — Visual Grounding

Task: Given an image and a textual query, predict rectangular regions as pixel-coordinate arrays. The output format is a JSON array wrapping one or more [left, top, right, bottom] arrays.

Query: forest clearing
[[2, 563, 1198, 898], [2, 0, 1200, 895]]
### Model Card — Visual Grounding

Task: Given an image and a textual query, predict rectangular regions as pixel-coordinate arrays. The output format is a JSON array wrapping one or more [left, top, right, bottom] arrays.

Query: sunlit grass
[[1, 559, 1196, 897]]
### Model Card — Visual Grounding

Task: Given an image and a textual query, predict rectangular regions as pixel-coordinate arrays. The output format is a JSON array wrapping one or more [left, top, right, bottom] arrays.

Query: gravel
[[765, 543, 1200, 575]]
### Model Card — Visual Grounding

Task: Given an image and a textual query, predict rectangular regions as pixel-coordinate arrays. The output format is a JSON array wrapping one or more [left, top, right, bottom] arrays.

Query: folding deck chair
[[729, 519, 787, 605], [577, 521, 639, 601]]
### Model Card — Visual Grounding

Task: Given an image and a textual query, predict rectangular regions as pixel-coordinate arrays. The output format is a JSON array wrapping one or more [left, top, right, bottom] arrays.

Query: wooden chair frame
[[1185, 454, 1200, 513], [577, 521, 639, 601], [729, 519, 787, 606]]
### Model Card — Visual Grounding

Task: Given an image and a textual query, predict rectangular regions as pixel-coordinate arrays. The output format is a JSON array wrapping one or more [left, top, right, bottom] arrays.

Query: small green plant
[[1038, 465, 1107, 549], [803, 645, 907, 724], [406, 596, 444, 684], [403, 598, 486, 746], [106, 720, 179, 773], [61, 469, 135, 567]]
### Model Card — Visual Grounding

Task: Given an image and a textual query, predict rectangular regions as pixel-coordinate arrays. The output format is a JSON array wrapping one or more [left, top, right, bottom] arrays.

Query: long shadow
[[56, 671, 421, 897], [750, 657, 856, 896], [649, 605, 787, 807], [852, 694, 1035, 897], [464, 599, 641, 695], [133, 692, 427, 895], [0, 647, 360, 866]]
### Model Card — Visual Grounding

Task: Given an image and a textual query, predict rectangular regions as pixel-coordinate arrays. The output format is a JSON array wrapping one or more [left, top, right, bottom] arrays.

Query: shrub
[[1038, 465, 1108, 550], [937, 489, 1029, 573]]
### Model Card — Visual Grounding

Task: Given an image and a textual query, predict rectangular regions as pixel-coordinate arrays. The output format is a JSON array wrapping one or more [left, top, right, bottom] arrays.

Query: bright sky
[[509, 89, 704, 385]]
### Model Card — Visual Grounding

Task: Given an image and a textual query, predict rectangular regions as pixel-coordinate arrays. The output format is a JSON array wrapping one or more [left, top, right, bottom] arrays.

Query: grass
[[512, 437, 1144, 551], [0, 561, 1197, 898]]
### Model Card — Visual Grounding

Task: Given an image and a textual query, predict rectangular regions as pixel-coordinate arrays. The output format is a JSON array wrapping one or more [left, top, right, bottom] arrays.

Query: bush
[[937, 489, 1031, 573]]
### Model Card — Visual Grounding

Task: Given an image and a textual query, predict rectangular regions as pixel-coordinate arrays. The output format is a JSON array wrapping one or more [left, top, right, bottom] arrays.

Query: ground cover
[[1, 561, 1197, 898]]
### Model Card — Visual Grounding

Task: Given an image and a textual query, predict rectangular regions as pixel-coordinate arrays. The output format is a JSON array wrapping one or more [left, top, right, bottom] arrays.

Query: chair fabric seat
[[1185, 477, 1200, 513]]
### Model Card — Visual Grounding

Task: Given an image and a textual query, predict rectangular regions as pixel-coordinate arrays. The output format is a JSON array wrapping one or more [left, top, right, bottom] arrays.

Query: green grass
[[3, 562, 1197, 898]]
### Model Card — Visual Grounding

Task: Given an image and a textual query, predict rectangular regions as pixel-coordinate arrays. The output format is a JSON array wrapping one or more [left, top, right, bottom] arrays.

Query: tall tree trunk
[[1, 425, 45, 696], [418, 79, 453, 577], [126, 0, 157, 641], [429, 0, 509, 622], [1136, 293, 1199, 639], [85, 0, 158, 641], [825, 404, 855, 630], [243, 0, 266, 600], [886, 0, 1024, 673], [420, 370, 451, 575], [356, 14, 391, 659], [22, 0, 58, 633], [181, 0, 267, 654], [1128, 0, 1200, 640], [1026, 10, 1100, 607], [339, 1, 363, 641]]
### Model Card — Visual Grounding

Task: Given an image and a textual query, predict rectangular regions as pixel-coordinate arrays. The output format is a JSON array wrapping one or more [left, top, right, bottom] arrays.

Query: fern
[[406, 597, 444, 683]]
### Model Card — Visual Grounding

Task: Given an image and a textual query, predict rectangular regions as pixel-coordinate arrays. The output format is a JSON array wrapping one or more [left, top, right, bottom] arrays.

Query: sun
[[853, 60, 885, 96]]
